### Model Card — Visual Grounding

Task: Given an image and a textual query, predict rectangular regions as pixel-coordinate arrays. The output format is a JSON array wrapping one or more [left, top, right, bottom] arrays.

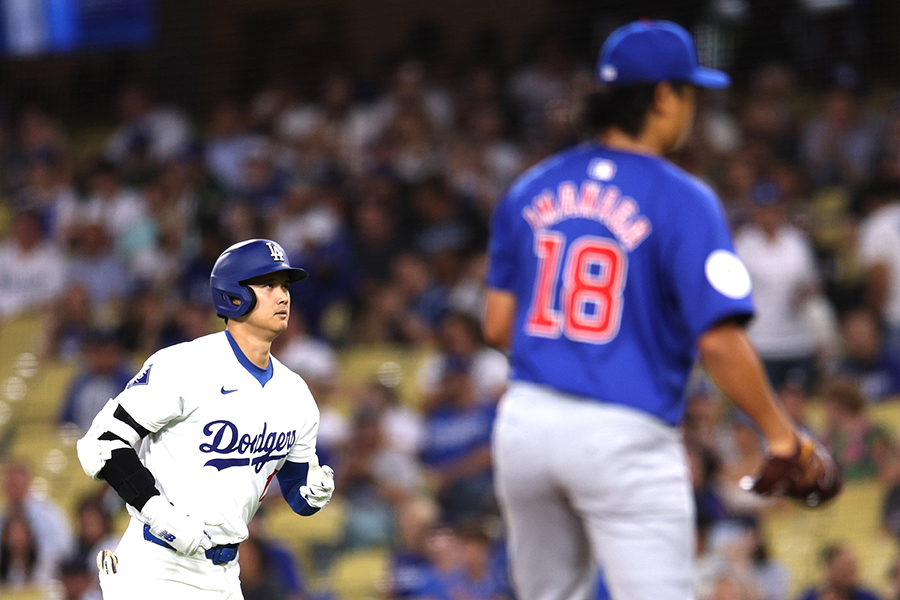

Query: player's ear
[[651, 82, 678, 116]]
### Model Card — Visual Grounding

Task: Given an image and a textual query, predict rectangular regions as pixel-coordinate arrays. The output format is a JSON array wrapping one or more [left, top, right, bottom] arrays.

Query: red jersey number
[[524, 233, 627, 344]]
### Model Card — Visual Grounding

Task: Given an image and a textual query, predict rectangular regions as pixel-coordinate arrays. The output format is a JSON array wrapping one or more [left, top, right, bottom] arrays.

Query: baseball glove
[[742, 435, 843, 507]]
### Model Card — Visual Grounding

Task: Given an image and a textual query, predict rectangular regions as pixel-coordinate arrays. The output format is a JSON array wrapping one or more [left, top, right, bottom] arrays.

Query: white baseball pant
[[99, 518, 242, 599], [492, 381, 696, 600]]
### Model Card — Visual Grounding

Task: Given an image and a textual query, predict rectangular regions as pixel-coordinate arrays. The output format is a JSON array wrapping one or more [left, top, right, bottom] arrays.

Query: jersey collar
[[224, 330, 274, 387]]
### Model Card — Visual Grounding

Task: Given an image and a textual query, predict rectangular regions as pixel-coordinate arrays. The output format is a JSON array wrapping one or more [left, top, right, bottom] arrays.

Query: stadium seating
[[328, 547, 390, 600]]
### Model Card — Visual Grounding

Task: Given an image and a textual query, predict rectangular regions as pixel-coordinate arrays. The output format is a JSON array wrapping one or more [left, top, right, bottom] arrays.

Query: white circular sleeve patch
[[704, 250, 752, 299]]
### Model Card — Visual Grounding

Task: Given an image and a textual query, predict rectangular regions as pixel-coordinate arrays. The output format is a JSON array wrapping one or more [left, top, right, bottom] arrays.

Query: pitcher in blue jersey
[[484, 20, 816, 600]]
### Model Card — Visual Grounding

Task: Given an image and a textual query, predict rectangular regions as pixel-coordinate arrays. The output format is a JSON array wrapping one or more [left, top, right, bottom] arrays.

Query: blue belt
[[143, 524, 239, 565]]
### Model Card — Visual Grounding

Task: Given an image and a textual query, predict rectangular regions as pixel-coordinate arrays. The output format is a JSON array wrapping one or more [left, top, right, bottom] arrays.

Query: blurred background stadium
[[2, 0, 900, 599]]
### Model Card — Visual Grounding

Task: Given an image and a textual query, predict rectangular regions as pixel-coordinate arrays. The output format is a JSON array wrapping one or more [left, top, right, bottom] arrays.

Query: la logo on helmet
[[266, 242, 285, 262]]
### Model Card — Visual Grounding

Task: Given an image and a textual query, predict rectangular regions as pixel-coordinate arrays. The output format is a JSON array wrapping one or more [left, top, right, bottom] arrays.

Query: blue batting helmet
[[210, 239, 308, 319]]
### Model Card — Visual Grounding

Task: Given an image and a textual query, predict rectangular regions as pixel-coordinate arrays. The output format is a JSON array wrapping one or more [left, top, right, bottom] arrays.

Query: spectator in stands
[[801, 83, 881, 189], [237, 535, 289, 600], [274, 313, 346, 467], [447, 102, 524, 214], [687, 441, 730, 533], [0, 461, 74, 586], [236, 140, 289, 216], [838, 308, 900, 401], [335, 405, 416, 549], [0, 208, 68, 320], [351, 192, 406, 291], [0, 511, 41, 588], [178, 225, 228, 305], [408, 176, 480, 259], [796, 543, 880, 600], [246, 513, 306, 600], [383, 103, 445, 185], [748, 519, 791, 600], [271, 181, 343, 259], [42, 283, 94, 361], [393, 252, 450, 337], [507, 37, 574, 142], [856, 181, 900, 355], [696, 563, 760, 600], [58, 556, 102, 600], [420, 359, 496, 523], [355, 382, 424, 464], [78, 160, 148, 258], [58, 328, 133, 432], [820, 377, 892, 481], [389, 496, 443, 600], [104, 83, 193, 169], [67, 223, 130, 308], [70, 495, 117, 585], [15, 146, 80, 243], [734, 180, 822, 391], [442, 254, 485, 324], [418, 311, 509, 407], [695, 521, 762, 600], [205, 99, 268, 193], [442, 520, 514, 600], [276, 70, 384, 176]]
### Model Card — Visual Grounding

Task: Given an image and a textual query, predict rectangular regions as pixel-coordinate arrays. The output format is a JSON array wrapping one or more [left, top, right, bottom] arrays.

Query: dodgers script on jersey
[[488, 144, 755, 424], [111, 330, 318, 545]]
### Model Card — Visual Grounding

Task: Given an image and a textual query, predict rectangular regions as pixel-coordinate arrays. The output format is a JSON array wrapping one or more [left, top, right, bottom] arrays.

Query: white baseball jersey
[[112, 330, 319, 546]]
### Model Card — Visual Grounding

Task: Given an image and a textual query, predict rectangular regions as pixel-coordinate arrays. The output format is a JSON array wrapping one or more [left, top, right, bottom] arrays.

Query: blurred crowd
[[1, 31, 900, 600]]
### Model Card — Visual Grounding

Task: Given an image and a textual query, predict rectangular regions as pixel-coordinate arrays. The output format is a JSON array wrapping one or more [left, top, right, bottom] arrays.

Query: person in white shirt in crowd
[[276, 71, 386, 177], [418, 311, 509, 405], [74, 160, 148, 258], [0, 208, 68, 320], [15, 147, 81, 244], [734, 180, 823, 390], [104, 84, 193, 168], [856, 181, 900, 355]]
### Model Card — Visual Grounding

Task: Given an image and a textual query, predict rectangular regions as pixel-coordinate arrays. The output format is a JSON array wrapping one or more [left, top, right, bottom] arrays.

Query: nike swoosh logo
[[221, 387, 238, 395]]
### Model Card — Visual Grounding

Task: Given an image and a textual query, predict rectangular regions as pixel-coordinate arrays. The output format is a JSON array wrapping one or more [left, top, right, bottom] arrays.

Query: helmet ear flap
[[243, 286, 257, 316], [223, 286, 257, 317]]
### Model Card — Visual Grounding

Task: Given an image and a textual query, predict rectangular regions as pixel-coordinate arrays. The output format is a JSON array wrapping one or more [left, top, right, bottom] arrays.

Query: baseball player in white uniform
[[77, 238, 335, 599]]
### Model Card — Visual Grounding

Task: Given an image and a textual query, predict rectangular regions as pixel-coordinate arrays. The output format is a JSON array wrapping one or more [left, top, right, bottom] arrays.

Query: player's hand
[[300, 458, 335, 509], [141, 496, 215, 555], [742, 434, 843, 507]]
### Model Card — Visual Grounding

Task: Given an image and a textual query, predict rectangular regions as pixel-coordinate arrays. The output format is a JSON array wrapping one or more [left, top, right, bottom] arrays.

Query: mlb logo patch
[[589, 159, 617, 181], [127, 364, 152, 389]]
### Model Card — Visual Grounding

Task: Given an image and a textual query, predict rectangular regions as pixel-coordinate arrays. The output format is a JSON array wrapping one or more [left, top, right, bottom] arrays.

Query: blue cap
[[597, 20, 730, 89]]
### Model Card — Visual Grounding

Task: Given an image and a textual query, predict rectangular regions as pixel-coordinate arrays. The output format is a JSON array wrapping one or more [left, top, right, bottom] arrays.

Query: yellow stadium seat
[[870, 401, 900, 436], [0, 313, 43, 367], [337, 344, 433, 409], [763, 480, 896, 597], [261, 496, 347, 571], [328, 547, 389, 600], [17, 362, 77, 423], [0, 585, 45, 600]]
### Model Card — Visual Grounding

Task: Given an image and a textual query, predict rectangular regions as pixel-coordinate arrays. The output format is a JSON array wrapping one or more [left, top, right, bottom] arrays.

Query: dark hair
[[0, 512, 38, 583], [581, 82, 688, 138], [819, 543, 846, 566]]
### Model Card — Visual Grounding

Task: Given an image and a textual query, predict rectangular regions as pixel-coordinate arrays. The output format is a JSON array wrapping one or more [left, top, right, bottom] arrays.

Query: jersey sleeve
[[111, 352, 186, 433], [486, 194, 521, 291], [286, 385, 320, 464], [659, 178, 755, 340]]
